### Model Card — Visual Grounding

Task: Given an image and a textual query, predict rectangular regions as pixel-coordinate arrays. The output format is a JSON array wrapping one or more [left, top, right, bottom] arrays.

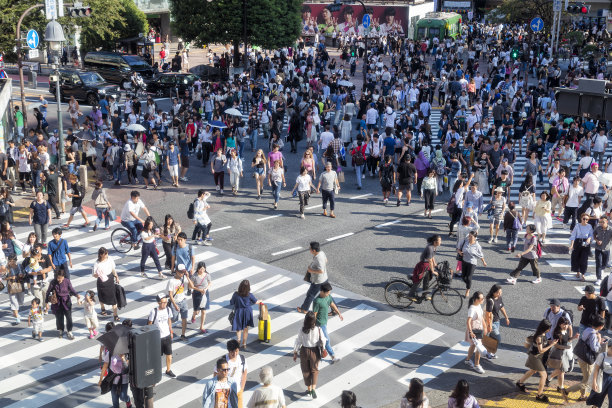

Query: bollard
[[78, 165, 88, 189]]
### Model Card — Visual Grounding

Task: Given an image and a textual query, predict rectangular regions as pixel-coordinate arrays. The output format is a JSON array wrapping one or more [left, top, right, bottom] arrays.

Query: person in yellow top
[[534, 191, 552, 244]]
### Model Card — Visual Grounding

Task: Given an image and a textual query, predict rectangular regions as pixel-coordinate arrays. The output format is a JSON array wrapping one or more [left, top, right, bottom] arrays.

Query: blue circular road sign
[[362, 14, 371, 29], [530, 17, 544, 33], [26, 29, 39, 49]]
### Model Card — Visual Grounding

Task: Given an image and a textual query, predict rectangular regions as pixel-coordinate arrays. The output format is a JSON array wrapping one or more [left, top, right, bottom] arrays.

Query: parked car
[[49, 68, 121, 105], [146, 72, 200, 97], [83, 51, 154, 89]]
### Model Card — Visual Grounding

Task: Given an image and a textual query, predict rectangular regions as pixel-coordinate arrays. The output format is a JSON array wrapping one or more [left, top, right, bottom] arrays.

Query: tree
[[169, 0, 301, 66], [489, 0, 554, 32]]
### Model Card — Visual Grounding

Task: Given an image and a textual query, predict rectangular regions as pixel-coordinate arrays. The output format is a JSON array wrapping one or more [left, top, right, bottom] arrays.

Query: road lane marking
[[375, 219, 401, 228], [256, 214, 283, 222], [350, 193, 373, 200], [306, 204, 323, 209], [326, 232, 354, 241], [271, 246, 302, 256], [210, 226, 232, 232], [398, 341, 470, 386]]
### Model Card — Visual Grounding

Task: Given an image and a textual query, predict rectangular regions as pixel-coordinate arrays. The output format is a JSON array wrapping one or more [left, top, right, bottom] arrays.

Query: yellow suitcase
[[258, 303, 271, 343]]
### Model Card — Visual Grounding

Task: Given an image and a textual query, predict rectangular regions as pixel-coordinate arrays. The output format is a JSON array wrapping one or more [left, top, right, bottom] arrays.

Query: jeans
[[272, 181, 282, 203], [31, 170, 41, 189], [140, 241, 162, 273], [111, 382, 130, 408], [121, 220, 142, 243], [112, 165, 121, 182], [300, 281, 326, 311], [214, 172, 225, 190], [249, 130, 258, 151], [505, 229, 518, 248], [95, 208, 111, 229], [319, 324, 335, 357], [237, 141, 245, 159], [33, 223, 48, 245], [490, 320, 501, 343], [587, 371, 612, 407], [595, 249, 610, 280], [262, 123, 270, 139], [355, 164, 364, 187], [579, 323, 588, 336], [321, 189, 335, 211], [192, 222, 212, 241]]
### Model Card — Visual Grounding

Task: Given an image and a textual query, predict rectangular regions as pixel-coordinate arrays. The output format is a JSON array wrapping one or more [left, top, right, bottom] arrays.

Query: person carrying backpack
[[506, 224, 542, 285], [350, 141, 366, 190]]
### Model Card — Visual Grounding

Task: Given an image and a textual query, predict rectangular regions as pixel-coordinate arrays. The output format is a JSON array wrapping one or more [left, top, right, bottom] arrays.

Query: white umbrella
[[599, 172, 612, 187], [126, 124, 146, 132], [224, 108, 243, 116], [338, 80, 353, 87]]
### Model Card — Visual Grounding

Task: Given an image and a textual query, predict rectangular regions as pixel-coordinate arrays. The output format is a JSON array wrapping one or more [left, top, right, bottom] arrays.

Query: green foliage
[[0, 0, 148, 62], [169, 0, 301, 50], [491, 0, 553, 31]]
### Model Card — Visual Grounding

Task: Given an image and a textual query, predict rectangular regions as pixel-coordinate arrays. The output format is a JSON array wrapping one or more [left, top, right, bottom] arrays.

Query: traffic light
[[566, 2, 590, 14], [67, 6, 92, 17], [511, 48, 519, 59]]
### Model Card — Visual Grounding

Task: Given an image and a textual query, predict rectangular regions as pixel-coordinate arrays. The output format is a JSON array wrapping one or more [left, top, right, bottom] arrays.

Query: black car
[[146, 73, 200, 97], [83, 51, 154, 89], [49, 69, 121, 105]]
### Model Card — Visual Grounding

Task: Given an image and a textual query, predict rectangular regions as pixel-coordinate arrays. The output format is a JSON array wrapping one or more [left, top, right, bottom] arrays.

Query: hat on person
[[177, 264, 187, 271], [497, 99, 502, 105], [123, 144, 131, 152], [502, 157, 509, 162], [494, 187, 504, 193], [53, 129, 58, 134], [591, 162, 599, 168], [585, 285, 596, 294], [549, 298, 561, 306], [521, 112, 527, 118], [156, 293, 167, 302], [386, 106, 392, 114]]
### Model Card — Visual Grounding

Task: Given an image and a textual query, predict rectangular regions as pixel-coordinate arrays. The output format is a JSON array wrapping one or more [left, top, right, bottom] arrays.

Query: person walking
[[400, 378, 429, 408], [503, 202, 521, 252], [192, 190, 212, 245], [147, 294, 176, 378], [506, 224, 541, 284], [225, 339, 248, 408], [91, 181, 112, 231], [227, 149, 243, 196], [317, 162, 340, 218], [464, 291, 486, 375], [230, 279, 261, 351], [5, 255, 26, 325], [515, 319, 558, 402], [161, 214, 181, 270], [566, 315, 606, 401], [546, 316, 572, 401], [564, 177, 584, 230], [457, 231, 487, 299], [587, 343, 612, 407], [484, 284, 509, 359], [313, 282, 343, 363], [139, 218, 163, 278], [43, 164, 61, 219], [448, 379, 479, 408], [93, 247, 120, 322], [594, 216, 612, 286], [29, 190, 52, 244], [534, 191, 552, 244], [97, 336, 132, 408], [252, 150, 267, 200], [167, 266, 193, 341], [211, 148, 227, 195], [291, 167, 317, 219], [379, 155, 395, 205], [202, 358, 239, 408], [48, 227, 73, 279], [488, 187, 507, 243], [246, 366, 286, 408], [190, 261, 211, 334], [46, 269, 81, 340], [293, 311, 325, 399], [351, 140, 367, 190], [570, 213, 594, 282], [62, 173, 90, 229], [420, 169, 437, 218], [298, 242, 328, 313], [268, 160, 285, 210]]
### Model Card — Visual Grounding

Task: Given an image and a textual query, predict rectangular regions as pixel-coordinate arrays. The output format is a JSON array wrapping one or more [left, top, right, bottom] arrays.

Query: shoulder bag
[[574, 333, 597, 364], [100, 370, 118, 395], [228, 291, 236, 324]]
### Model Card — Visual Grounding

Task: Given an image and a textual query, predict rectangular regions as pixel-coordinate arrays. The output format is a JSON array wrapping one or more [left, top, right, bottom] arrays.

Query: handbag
[[303, 271, 312, 282], [228, 310, 235, 325], [574, 335, 597, 364], [100, 371, 118, 395], [482, 335, 499, 354], [12, 239, 23, 256], [317, 327, 328, 358], [473, 338, 488, 355], [8, 281, 22, 295], [337, 171, 345, 183]]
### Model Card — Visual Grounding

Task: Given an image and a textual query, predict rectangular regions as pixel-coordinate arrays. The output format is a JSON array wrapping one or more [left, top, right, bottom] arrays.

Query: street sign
[[553, 0, 562, 12], [28, 49, 39, 59], [362, 14, 370, 29], [530, 17, 544, 32], [45, 0, 57, 19], [26, 30, 39, 50]]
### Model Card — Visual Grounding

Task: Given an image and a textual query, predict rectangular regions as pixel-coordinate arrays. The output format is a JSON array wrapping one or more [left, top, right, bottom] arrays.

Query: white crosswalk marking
[[0, 222, 468, 407]]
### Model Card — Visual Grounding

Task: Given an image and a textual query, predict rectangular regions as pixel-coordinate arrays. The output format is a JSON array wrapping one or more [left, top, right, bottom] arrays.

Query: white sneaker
[[493, 237, 498, 243], [464, 359, 474, 368], [488, 237, 494, 244], [216, 185, 220, 191], [362, 174, 365, 179], [532, 278, 542, 284], [506, 277, 517, 285], [473, 364, 485, 374], [595, 279, 602, 286]]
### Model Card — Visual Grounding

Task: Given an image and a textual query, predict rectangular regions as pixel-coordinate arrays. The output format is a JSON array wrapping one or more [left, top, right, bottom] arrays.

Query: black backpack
[[546, 306, 574, 327], [187, 200, 196, 219]]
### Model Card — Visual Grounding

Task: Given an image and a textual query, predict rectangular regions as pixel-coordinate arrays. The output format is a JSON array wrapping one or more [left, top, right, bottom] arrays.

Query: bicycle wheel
[[111, 228, 133, 254], [384, 280, 414, 309], [431, 286, 463, 316]]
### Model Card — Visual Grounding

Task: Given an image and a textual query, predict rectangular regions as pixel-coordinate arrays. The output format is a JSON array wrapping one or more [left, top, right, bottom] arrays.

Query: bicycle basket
[[436, 261, 452, 286]]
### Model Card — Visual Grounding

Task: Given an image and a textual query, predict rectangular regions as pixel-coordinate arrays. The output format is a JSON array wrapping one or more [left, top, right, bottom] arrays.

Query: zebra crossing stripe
[[288, 327, 445, 408], [398, 341, 471, 386]]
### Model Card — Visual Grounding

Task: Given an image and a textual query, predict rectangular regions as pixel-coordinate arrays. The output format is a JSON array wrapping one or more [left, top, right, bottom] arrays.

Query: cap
[[502, 157, 509, 162], [494, 187, 504, 193], [123, 144, 131, 151], [386, 106, 392, 114], [584, 284, 596, 294], [156, 293, 167, 302], [549, 298, 561, 306], [177, 264, 187, 271]]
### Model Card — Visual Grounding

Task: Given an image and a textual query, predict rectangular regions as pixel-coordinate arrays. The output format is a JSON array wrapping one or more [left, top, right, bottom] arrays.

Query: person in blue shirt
[[48, 227, 72, 279], [166, 140, 181, 187], [330, 90, 346, 126], [202, 358, 239, 408], [99, 96, 109, 122]]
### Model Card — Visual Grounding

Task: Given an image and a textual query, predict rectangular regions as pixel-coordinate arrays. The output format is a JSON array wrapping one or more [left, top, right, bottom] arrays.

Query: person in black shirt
[[577, 285, 606, 335], [485, 284, 510, 359]]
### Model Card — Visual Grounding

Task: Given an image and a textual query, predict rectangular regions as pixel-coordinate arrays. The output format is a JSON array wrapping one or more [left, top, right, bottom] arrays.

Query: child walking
[[80, 290, 99, 339], [28, 298, 44, 342]]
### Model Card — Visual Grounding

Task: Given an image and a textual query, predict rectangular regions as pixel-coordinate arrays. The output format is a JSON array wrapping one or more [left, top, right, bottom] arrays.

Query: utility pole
[[243, 0, 248, 72]]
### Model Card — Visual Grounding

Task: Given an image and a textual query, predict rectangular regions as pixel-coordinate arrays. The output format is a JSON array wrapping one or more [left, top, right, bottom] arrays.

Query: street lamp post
[[44, 19, 66, 166]]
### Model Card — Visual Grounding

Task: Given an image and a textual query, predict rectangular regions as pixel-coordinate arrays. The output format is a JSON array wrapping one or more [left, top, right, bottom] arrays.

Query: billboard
[[300, 3, 409, 38]]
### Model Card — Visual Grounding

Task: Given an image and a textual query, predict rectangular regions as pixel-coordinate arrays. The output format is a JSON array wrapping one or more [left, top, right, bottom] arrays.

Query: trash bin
[[27, 70, 37, 89]]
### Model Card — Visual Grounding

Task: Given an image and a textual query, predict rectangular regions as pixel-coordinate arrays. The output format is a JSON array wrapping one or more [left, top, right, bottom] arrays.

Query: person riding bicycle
[[120, 190, 151, 249], [408, 234, 441, 301]]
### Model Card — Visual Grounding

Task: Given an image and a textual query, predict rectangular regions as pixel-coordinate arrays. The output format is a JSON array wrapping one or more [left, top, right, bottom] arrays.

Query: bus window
[[429, 27, 440, 37], [417, 27, 427, 39]]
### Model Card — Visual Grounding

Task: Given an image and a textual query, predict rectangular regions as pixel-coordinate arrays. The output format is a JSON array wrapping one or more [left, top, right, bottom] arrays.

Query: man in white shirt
[[366, 103, 378, 130], [226, 340, 248, 407], [120, 190, 151, 247], [148, 294, 175, 377], [318, 125, 334, 151], [383, 107, 396, 130], [365, 133, 383, 177], [408, 85, 419, 108], [592, 129, 608, 167], [167, 266, 193, 341]]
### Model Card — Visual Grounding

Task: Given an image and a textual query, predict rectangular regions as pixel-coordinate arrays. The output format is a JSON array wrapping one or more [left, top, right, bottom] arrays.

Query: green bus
[[414, 12, 462, 40]]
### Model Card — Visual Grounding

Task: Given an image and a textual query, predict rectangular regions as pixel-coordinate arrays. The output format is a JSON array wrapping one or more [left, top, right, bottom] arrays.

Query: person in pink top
[[267, 144, 284, 172], [582, 162, 601, 210]]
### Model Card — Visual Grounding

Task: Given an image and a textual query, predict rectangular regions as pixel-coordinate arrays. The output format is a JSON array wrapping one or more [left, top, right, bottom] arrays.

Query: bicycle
[[110, 219, 165, 259], [384, 261, 463, 316]]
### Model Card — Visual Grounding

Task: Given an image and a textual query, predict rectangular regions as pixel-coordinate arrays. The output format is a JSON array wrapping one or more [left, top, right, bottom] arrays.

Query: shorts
[[10, 292, 24, 311], [399, 183, 413, 191], [254, 168, 265, 176], [180, 155, 189, 169], [32, 321, 43, 333], [70, 205, 83, 216], [172, 299, 189, 321], [161, 335, 173, 356], [102, 113, 108, 120], [85, 314, 99, 329], [168, 164, 179, 177], [490, 216, 502, 226]]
